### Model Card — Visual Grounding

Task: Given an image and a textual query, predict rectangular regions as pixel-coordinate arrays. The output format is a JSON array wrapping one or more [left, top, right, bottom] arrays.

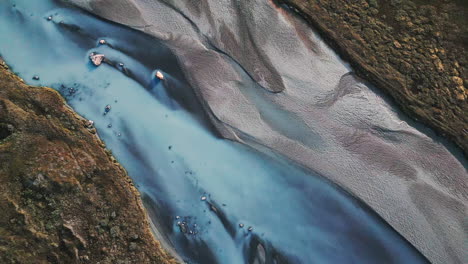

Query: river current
[[1, 0, 465, 263]]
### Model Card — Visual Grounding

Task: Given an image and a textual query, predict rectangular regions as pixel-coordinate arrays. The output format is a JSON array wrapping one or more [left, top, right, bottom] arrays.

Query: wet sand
[[65, 1, 468, 263], [0, 1, 430, 263]]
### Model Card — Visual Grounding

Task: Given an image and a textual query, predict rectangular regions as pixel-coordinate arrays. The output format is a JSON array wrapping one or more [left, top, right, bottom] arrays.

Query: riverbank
[[277, 0, 467, 155], [62, 1, 467, 263], [0, 61, 175, 263]]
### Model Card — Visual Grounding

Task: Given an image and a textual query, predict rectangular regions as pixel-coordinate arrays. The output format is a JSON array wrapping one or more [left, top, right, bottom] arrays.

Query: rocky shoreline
[[277, 0, 467, 155], [0, 61, 175, 263]]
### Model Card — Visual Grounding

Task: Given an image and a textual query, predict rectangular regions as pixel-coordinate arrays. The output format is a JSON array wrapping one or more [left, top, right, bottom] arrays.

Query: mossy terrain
[[277, 0, 467, 154], [0, 60, 176, 263]]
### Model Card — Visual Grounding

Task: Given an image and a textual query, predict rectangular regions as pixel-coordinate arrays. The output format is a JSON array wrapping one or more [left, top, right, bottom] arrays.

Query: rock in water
[[89, 53, 105, 66], [156, 70, 164, 80]]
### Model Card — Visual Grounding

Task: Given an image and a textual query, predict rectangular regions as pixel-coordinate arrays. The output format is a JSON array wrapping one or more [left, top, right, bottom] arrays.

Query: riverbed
[[0, 0, 466, 263]]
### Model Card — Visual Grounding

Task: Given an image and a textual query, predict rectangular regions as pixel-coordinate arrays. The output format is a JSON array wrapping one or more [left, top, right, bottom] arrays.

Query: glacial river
[[0, 0, 459, 263]]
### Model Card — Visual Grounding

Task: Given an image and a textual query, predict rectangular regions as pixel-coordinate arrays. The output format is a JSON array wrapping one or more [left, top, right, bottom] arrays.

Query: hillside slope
[[0, 60, 176, 264]]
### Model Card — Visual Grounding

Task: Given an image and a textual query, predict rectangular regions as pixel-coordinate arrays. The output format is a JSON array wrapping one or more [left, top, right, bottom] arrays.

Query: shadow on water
[[0, 0, 431, 263]]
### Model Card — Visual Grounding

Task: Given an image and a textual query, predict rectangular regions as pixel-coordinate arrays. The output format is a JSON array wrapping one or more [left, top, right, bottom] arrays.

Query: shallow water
[[0, 0, 438, 263]]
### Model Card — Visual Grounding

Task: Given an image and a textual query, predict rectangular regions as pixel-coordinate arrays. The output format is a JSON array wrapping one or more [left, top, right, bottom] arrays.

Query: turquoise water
[[0, 1, 428, 263]]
